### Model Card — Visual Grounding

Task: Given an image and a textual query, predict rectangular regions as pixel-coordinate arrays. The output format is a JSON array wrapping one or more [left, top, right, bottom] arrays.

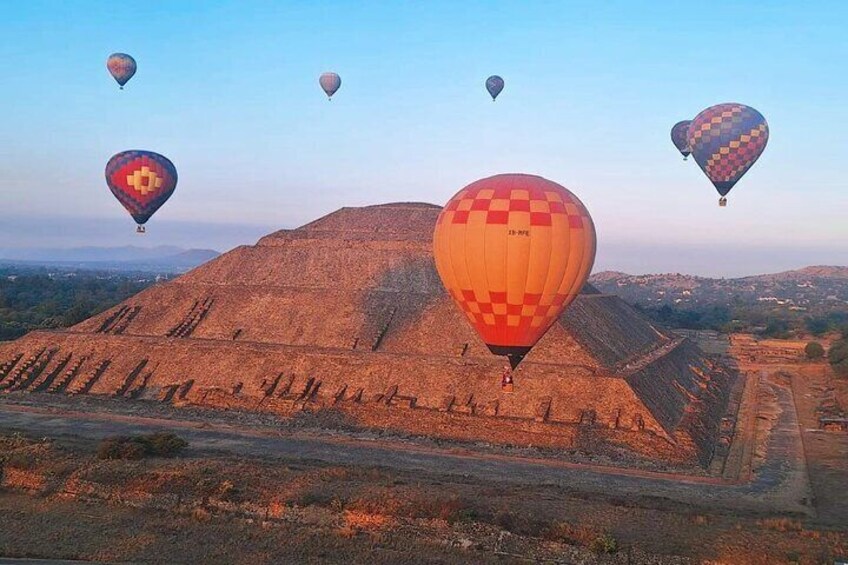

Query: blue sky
[[2, 1, 846, 275]]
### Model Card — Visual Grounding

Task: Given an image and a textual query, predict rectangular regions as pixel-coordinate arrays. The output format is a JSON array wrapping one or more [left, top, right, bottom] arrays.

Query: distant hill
[[0, 246, 220, 273], [590, 266, 848, 311], [740, 265, 848, 282]]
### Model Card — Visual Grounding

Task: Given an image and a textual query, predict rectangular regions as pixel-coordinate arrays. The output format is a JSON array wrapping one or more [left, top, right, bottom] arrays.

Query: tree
[[762, 318, 790, 339], [829, 339, 848, 377], [0, 266, 155, 342], [829, 340, 848, 364], [805, 342, 825, 360], [804, 317, 830, 337], [61, 303, 91, 327]]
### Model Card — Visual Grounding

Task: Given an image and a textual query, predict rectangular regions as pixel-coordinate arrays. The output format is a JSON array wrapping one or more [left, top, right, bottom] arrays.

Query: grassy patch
[[758, 517, 803, 532], [0, 434, 52, 470]]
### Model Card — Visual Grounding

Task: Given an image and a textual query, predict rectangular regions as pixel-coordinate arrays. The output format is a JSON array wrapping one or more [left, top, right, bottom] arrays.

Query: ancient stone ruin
[[0, 203, 736, 465]]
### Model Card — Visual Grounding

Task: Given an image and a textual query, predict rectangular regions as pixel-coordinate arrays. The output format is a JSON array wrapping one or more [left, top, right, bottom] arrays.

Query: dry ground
[[1, 333, 846, 564], [1, 432, 845, 565], [727, 333, 848, 527]]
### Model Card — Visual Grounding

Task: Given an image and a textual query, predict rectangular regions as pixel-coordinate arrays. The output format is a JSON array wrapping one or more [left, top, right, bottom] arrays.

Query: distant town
[[591, 266, 848, 337]]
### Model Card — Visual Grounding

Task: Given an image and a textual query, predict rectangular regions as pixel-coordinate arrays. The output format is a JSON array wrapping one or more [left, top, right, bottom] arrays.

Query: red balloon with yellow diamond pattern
[[433, 174, 596, 369], [105, 150, 177, 229]]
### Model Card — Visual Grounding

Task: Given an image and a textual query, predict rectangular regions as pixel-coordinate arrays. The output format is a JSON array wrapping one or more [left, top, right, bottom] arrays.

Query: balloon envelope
[[486, 75, 504, 100], [433, 174, 596, 368], [105, 150, 177, 226], [688, 103, 769, 197], [106, 53, 137, 88], [670, 120, 692, 158], [319, 72, 341, 99]]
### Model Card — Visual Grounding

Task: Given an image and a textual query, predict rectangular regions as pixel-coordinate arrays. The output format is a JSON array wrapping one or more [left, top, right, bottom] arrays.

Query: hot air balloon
[[486, 75, 504, 101], [319, 72, 341, 100], [433, 174, 596, 370], [688, 103, 769, 206], [106, 53, 137, 89], [670, 120, 692, 160], [105, 151, 177, 233]]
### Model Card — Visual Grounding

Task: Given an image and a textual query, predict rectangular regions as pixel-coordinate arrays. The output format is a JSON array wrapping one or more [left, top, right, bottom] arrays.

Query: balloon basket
[[501, 382, 514, 393], [719, 197, 727, 208], [136, 225, 146, 234]]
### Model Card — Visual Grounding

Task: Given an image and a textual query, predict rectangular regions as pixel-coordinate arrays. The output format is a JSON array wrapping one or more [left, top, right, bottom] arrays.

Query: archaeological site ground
[[1, 203, 846, 564]]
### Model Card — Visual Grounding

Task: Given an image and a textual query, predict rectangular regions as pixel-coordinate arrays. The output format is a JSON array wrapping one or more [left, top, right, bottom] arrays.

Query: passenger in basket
[[501, 365, 514, 392]]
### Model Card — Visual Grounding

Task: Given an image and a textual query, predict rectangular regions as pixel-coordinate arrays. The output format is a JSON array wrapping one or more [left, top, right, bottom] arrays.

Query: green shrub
[[292, 489, 336, 508], [805, 342, 825, 360], [96, 432, 187, 460], [450, 507, 479, 524], [436, 497, 468, 524], [495, 511, 515, 532], [489, 512, 547, 537], [143, 432, 188, 457], [590, 533, 619, 554], [4, 451, 38, 469], [96, 436, 147, 460]]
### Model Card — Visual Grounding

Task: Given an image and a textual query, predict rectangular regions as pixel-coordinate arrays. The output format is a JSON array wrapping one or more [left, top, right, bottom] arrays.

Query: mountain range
[[0, 246, 220, 272]]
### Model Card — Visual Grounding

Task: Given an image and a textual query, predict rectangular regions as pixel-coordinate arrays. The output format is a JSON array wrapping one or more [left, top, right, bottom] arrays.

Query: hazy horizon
[[1, 212, 846, 279], [3, 2, 846, 278]]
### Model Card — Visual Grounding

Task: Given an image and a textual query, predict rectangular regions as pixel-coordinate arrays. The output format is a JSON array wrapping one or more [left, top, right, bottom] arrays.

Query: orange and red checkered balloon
[[105, 150, 177, 227], [433, 174, 596, 368], [688, 103, 769, 199]]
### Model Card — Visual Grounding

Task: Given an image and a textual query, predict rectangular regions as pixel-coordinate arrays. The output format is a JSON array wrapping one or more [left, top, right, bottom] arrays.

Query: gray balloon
[[319, 72, 341, 99], [486, 75, 504, 100]]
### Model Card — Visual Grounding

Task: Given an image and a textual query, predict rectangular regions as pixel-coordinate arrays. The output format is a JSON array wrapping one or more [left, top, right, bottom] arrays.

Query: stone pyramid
[[0, 203, 735, 465]]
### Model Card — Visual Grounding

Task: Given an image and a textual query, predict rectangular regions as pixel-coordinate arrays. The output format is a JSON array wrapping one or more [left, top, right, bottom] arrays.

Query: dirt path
[[747, 371, 814, 514], [790, 363, 848, 526], [0, 377, 813, 518], [0, 558, 103, 565]]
